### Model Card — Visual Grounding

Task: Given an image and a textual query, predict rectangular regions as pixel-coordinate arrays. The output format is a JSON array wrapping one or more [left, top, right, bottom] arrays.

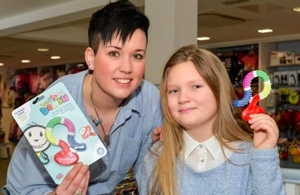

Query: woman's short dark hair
[[88, 0, 150, 54]]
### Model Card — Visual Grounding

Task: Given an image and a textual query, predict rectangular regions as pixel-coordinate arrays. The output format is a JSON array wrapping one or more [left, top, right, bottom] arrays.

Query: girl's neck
[[184, 127, 214, 143]]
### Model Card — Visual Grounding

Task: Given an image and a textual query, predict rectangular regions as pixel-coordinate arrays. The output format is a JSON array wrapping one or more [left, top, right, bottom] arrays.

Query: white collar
[[183, 131, 222, 160]]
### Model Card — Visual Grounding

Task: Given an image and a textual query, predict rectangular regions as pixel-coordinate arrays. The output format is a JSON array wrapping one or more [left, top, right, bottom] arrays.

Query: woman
[[3, 1, 162, 195]]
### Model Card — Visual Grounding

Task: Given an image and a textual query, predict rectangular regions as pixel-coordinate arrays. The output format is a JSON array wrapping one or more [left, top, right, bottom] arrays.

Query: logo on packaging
[[40, 93, 70, 116]]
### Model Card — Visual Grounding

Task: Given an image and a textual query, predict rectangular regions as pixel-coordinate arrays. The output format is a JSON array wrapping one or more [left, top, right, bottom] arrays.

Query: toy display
[[278, 138, 289, 161], [12, 82, 107, 184], [233, 70, 272, 121], [212, 45, 259, 87]]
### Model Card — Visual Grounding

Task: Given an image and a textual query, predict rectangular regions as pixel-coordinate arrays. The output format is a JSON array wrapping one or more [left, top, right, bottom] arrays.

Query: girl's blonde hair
[[150, 45, 253, 195]]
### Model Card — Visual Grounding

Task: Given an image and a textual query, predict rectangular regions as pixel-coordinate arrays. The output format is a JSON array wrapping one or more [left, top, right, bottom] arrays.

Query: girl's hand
[[52, 162, 90, 195], [151, 126, 163, 143], [248, 113, 279, 149]]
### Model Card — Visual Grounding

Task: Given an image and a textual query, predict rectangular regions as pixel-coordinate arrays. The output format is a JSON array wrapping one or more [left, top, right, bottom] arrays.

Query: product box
[[270, 51, 294, 65], [288, 70, 298, 86], [295, 54, 300, 64], [273, 70, 299, 86], [12, 82, 107, 184]]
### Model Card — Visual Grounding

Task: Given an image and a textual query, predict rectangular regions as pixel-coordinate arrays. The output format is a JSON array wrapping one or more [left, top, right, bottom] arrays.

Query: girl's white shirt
[[182, 131, 241, 172]]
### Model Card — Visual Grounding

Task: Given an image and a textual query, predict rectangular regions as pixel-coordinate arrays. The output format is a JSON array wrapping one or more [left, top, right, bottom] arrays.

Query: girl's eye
[[168, 89, 178, 94], [133, 54, 144, 60], [109, 51, 119, 57]]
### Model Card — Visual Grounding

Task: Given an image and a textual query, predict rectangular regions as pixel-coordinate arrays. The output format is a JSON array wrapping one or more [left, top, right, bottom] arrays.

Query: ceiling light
[[0, 63, 3, 66], [293, 7, 300, 12], [21, 60, 30, 63], [197, 37, 211, 41], [257, 29, 273, 33], [37, 48, 49, 52], [51, 56, 61, 60]]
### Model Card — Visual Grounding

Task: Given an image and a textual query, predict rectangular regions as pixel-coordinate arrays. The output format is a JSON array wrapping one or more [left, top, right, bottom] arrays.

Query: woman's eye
[[133, 54, 143, 60], [193, 85, 201, 89], [109, 51, 119, 57]]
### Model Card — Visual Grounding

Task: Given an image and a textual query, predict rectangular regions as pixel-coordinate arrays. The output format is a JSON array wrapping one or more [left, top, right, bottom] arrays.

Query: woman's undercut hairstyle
[[88, 0, 150, 54]]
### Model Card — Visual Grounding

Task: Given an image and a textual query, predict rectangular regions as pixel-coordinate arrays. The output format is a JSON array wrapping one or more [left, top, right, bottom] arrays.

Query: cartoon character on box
[[288, 90, 300, 105], [23, 125, 50, 164], [288, 139, 300, 163], [277, 138, 289, 161], [279, 88, 291, 103]]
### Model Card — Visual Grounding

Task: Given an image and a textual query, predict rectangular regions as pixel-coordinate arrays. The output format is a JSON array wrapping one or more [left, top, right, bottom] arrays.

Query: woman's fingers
[[81, 169, 90, 195], [54, 162, 89, 195]]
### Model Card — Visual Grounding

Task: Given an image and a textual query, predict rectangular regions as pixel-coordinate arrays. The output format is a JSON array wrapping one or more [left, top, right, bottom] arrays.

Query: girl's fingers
[[249, 114, 279, 149], [249, 114, 278, 131]]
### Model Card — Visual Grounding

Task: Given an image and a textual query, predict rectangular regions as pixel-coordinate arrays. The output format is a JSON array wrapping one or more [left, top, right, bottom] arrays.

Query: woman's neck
[[86, 74, 123, 112]]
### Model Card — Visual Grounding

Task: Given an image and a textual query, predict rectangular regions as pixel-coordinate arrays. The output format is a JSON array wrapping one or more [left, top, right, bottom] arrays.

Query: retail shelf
[[267, 64, 300, 73]]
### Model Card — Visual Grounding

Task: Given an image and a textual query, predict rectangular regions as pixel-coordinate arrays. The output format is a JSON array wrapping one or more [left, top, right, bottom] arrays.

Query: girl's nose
[[178, 91, 190, 104]]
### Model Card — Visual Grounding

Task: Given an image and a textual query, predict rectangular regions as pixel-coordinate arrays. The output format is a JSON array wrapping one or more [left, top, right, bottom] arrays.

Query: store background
[[1, 0, 300, 194]]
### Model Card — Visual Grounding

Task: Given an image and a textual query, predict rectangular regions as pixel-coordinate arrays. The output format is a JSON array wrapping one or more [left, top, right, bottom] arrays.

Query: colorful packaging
[[12, 82, 107, 184]]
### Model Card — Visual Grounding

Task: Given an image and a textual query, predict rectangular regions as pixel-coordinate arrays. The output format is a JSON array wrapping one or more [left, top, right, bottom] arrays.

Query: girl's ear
[[85, 47, 95, 70]]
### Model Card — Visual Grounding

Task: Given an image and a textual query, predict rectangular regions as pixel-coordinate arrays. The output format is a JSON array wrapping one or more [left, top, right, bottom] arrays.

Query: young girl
[[136, 45, 285, 195]]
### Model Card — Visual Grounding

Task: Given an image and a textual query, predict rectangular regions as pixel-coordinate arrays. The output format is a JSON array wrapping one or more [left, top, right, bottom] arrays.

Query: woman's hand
[[52, 162, 90, 195], [248, 113, 279, 149]]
